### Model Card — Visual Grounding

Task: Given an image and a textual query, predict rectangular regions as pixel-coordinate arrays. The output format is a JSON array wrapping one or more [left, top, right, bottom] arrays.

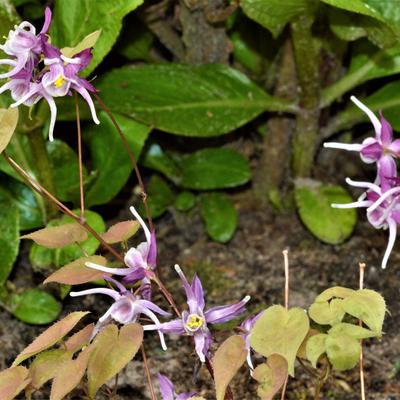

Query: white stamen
[[345, 177, 381, 194], [331, 200, 372, 209], [129, 205, 151, 245], [350, 95, 382, 139], [323, 142, 363, 151], [382, 219, 397, 269]]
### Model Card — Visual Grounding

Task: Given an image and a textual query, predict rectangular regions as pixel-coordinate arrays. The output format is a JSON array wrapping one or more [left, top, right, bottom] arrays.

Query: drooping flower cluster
[[0, 7, 99, 141], [324, 95, 400, 269]]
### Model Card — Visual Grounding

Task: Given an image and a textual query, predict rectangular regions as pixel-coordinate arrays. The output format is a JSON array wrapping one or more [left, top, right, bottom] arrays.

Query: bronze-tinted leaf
[[29, 349, 70, 390], [64, 323, 94, 353], [0, 108, 19, 154], [87, 323, 143, 398], [61, 30, 102, 58], [50, 346, 92, 400], [213, 335, 247, 400], [100, 220, 140, 244], [43, 256, 109, 285], [253, 354, 288, 400], [13, 311, 89, 366], [0, 366, 30, 400], [21, 223, 88, 248]]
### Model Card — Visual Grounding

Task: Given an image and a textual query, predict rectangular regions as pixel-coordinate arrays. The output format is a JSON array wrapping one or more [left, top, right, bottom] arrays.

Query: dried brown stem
[[75, 92, 85, 220], [141, 344, 157, 400], [2, 152, 124, 263], [93, 93, 154, 231]]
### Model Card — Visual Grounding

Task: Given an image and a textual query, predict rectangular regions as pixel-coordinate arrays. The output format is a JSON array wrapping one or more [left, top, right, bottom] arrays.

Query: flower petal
[[157, 373, 175, 400], [205, 295, 250, 324]]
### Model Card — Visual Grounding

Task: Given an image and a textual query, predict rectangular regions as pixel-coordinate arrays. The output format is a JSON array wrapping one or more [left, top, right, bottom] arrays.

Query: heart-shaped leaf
[[325, 334, 361, 371], [87, 323, 143, 398], [253, 354, 288, 400], [309, 299, 345, 325], [306, 334, 328, 368], [13, 311, 89, 366], [100, 221, 140, 244], [328, 322, 378, 339], [0, 108, 18, 154], [213, 336, 247, 400], [43, 256, 109, 285], [250, 305, 309, 376]]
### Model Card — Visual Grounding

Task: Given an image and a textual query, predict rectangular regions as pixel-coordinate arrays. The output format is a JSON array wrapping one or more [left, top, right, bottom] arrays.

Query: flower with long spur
[[85, 206, 157, 300], [239, 311, 264, 371], [332, 177, 400, 269], [144, 265, 250, 363], [324, 96, 400, 190], [70, 276, 170, 348], [158, 373, 196, 400], [0, 7, 100, 141], [0, 7, 51, 78]]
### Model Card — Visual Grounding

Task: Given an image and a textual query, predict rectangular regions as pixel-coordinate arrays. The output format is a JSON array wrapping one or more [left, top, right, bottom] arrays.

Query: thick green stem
[[26, 130, 57, 219], [291, 15, 320, 178]]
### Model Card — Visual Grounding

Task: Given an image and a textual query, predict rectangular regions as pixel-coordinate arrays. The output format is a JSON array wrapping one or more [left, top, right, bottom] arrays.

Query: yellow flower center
[[185, 314, 204, 332], [54, 75, 66, 89]]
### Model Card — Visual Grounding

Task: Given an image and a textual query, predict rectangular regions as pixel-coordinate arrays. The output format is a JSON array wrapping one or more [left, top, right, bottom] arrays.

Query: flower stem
[[26, 128, 57, 219], [290, 15, 320, 178]]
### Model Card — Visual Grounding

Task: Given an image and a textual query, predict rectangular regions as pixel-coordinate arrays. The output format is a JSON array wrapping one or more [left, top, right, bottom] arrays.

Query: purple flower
[[0, 7, 100, 141], [157, 373, 195, 400], [240, 311, 264, 370], [145, 265, 250, 363], [324, 96, 399, 191], [86, 206, 157, 300], [70, 276, 170, 348], [331, 177, 400, 269]]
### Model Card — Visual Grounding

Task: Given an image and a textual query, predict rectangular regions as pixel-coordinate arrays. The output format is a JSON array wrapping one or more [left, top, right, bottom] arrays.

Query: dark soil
[[1, 151, 400, 400]]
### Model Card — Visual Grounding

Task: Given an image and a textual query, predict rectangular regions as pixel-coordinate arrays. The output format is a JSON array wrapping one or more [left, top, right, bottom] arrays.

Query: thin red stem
[[2, 152, 124, 263], [93, 93, 153, 231], [141, 344, 157, 400], [359, 262, 366, 400], [75, 92, 85, 220], [281, 249, 289, 400]]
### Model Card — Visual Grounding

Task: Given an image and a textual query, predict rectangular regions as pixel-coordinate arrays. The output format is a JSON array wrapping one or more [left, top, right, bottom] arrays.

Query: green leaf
[[309, 299, 345, 326], [342, 289, 386, 334], [51, 0, 144, 75], [85, 111, 151, 207], [0, 190, 19, 286], [10, 289, 61, 325], [98, 64, 295, 137], [328, 8, 367, 42], [175, 191, 196, 212], [181, 148, 251, 190], [87, 324, 143, 398], [200, 193, 237, 243], [240, 0, 314, 38], [213, 336, 247, 400], [252, 355, 288, 400], [146, 175, 175, 219], [47, 140, 88, 203], [325, 334, 361, 371], [328, 322, 378, 339], [306, 333, 327, 368], [141, 142, 181, 184], [295, 179, 356, 244], [250, 305, 310, 376], [30, 210, 105, 270], [315, 286, 356, 302]]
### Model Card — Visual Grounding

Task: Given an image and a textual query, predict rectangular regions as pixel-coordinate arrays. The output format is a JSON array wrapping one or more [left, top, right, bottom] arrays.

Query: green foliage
[[0, 190, 19, 286], [250, 305, 310, 376], [85, 111, 151, 207], [200, 193, 237, 243], [295, 180, 356, 244], [10, 289, 61, 324], [50, 0, 144, 75], [181, 148, 251, 190], [146, 175, 175, 219], [175, 191, 196, 212], [30, 210, 105, 270], [98, 64, 295, 137]]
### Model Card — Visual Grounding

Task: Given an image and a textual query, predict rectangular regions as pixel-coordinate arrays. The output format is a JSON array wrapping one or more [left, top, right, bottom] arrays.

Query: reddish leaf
[[29, 349, 70, 390], [213, 335, 247, 400], [253, 354, 288, 400], [50, 347, 92, 400], [43, 256, 109, 285], [100, 220, 140, 244], [87, 323, 143, 398], [64, 323, 94, 353], [21, 223, 88, 248], [0, 366, 30, 400], [13, 311, 89, 366]]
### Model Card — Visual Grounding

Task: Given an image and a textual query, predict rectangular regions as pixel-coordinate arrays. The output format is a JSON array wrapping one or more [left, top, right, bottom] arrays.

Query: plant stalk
[[291, 15, 320, 178]]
